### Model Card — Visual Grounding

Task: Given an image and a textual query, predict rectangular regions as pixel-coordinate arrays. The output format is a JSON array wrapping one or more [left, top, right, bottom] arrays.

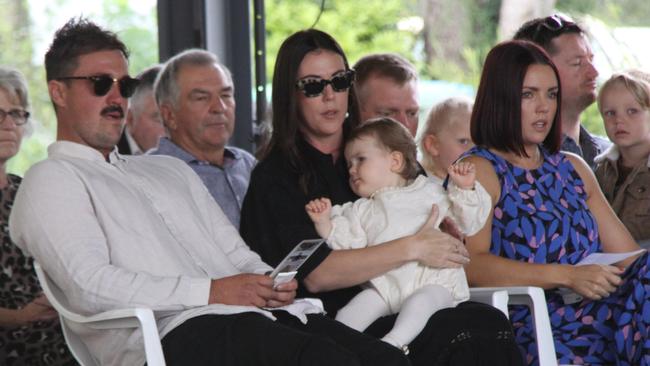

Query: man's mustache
[[100, 105, 125, 118]]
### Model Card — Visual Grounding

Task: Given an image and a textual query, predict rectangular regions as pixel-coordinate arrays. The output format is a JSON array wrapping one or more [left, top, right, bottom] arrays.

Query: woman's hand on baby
[[565, 264, 623, 300], [412, 204, 470, 268], [448, 161, 476, 190], [305, 198, 332, 223]]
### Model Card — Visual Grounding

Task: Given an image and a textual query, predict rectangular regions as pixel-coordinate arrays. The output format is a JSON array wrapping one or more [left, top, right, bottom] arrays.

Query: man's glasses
[[57, 75, 140, 98], [532, 14, 572, 41], [0, 108, 29, 126], [296, 70, 355, 98]]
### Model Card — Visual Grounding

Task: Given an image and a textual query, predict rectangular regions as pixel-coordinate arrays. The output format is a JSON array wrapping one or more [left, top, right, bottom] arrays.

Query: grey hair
[[129, 64, 162, 117], [0, 66, 33, 135], [154, 48, 231, 109]]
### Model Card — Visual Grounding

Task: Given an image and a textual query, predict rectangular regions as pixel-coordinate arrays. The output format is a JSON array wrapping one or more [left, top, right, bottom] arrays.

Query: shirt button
[[638, 187, 646, 193]]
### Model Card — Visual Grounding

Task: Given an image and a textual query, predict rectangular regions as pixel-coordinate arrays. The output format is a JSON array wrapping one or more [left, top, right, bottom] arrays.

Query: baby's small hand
[[306, 198, 331, 213], [305, 198, 332, 223], [448, 161, 476, 190]]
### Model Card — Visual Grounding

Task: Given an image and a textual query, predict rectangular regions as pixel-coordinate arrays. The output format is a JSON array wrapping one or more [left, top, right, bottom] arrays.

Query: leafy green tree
[[265, 0, 419, 78], [557, 0, 650, 27], [1, 0, 52, 176], [100, 0, 159, 75]]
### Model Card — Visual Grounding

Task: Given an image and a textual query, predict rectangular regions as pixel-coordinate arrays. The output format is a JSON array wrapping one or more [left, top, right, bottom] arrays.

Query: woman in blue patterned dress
[[462, 40, 649, 366]]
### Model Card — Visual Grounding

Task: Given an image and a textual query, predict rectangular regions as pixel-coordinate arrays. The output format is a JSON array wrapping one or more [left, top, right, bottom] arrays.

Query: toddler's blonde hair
[[419, 96, 473, 174], [598, 69, 650, 112]]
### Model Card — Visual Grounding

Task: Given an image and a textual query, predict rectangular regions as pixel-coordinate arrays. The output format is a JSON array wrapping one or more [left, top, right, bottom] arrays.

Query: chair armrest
[[75, 308, 165, 365], [468, 287, 509, 317], [34, 263, 166, 366], [472, 286, 557, 366], [69, 307, 166, 366]]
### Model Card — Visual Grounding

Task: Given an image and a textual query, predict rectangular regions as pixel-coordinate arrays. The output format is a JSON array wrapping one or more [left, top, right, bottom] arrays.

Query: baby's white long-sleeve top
[[326, 175, 491, 312]]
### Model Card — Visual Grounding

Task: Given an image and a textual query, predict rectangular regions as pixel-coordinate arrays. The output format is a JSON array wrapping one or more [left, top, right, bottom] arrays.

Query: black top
[[240, 138, 360, 314]]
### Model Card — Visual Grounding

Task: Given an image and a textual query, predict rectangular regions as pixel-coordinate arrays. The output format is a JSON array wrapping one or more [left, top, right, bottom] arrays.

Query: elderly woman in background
[[0, 67, 74, 365]]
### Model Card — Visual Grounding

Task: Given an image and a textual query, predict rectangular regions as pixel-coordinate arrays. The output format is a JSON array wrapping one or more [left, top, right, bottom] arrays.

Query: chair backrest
[[34, 262, 100, 366]]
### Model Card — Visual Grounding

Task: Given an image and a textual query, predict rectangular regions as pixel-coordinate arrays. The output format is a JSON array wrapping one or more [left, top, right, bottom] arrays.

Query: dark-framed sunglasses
[[532, 14, 572, 40], [296, 69, 355, 98], [56, 75, 140, 98], [0, 108, 29, 125]]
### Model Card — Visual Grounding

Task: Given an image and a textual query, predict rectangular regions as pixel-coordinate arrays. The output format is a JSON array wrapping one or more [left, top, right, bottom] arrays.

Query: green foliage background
[[264, 0, 419, 77]]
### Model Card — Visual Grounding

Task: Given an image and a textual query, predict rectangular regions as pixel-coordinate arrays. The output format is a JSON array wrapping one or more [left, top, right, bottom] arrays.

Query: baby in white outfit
[[306, 117, 491, 352]]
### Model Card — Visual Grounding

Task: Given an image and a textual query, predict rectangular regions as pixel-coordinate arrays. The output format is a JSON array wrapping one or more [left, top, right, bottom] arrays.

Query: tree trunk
[[497, 0, 556, 41], [422, 0, 470, 69]]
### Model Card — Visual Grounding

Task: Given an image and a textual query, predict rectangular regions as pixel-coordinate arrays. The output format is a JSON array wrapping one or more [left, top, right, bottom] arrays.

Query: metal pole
[[253, 0, 267, 148]]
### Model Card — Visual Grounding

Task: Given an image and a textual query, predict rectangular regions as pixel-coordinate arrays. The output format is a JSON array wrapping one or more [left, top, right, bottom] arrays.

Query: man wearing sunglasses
[[118, 65, 166, 155], [514, 14, 610, 169], [151, 49, 256, 229], [11, 18, 406, 366]]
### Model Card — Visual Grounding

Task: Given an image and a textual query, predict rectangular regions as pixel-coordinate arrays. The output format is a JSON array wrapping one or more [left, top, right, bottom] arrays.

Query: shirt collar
[[594, 144, 650, 168], [48, 141, 119, 163], [594, 144, 619, 164], [155, 137, 240, 164]]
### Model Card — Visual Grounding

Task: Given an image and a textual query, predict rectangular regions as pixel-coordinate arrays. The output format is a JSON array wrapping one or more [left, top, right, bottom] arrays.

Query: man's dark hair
[[513, 15, 584, 55], [45, 17, 129, 81]]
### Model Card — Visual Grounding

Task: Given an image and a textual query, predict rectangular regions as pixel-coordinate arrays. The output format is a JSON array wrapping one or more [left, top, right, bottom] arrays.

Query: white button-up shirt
[[9, 141, 274, 366]]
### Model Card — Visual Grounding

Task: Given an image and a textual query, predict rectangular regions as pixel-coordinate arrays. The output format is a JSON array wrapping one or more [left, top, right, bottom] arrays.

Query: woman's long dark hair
[[263, 29, 359, 193]]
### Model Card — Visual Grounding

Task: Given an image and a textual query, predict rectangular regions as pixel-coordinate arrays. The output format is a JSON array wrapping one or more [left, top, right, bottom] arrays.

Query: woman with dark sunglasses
[[240, 29, 523, 366]]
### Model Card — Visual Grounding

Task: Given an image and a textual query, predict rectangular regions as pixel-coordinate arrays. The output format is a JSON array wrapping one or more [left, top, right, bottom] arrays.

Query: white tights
[[335, 285, 454, 349]]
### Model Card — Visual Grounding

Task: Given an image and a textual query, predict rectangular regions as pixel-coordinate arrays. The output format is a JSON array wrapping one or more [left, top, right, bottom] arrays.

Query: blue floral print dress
[[466, 146, 649, 366]]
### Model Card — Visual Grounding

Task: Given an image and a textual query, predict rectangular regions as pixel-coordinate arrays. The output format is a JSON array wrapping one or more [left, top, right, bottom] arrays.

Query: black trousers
[[161, 311, 410, 366], [365, 301, 525, 366]]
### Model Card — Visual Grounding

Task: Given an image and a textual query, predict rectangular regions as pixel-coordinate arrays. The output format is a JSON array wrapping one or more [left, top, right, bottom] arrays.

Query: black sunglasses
[[532, 14, 571, 41], [296, 70, 355, 98], [57, 75, 140, 98]]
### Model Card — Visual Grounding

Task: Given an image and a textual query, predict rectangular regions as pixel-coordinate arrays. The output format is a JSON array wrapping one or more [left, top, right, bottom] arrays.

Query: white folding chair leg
[[505, 287, 557, 366]]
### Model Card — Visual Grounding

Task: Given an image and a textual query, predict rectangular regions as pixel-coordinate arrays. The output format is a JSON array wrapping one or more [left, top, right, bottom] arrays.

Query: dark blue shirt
[[560, 125, 611, 170], [150, 137, 256, 228]]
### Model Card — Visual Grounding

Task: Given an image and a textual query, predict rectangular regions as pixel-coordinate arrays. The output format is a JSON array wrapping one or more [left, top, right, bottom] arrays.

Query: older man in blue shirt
[[151, 49, 255, 228]]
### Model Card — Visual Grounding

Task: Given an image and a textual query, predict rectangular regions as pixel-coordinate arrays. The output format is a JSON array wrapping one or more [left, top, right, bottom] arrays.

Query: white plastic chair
[[34, 262, 166, 366], [469, 286, 558, 366]]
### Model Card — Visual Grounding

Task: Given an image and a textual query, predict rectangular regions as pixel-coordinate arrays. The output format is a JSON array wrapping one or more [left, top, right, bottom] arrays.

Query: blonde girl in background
[[419, 97, 475, 182], [594, 70, 650, 247]]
